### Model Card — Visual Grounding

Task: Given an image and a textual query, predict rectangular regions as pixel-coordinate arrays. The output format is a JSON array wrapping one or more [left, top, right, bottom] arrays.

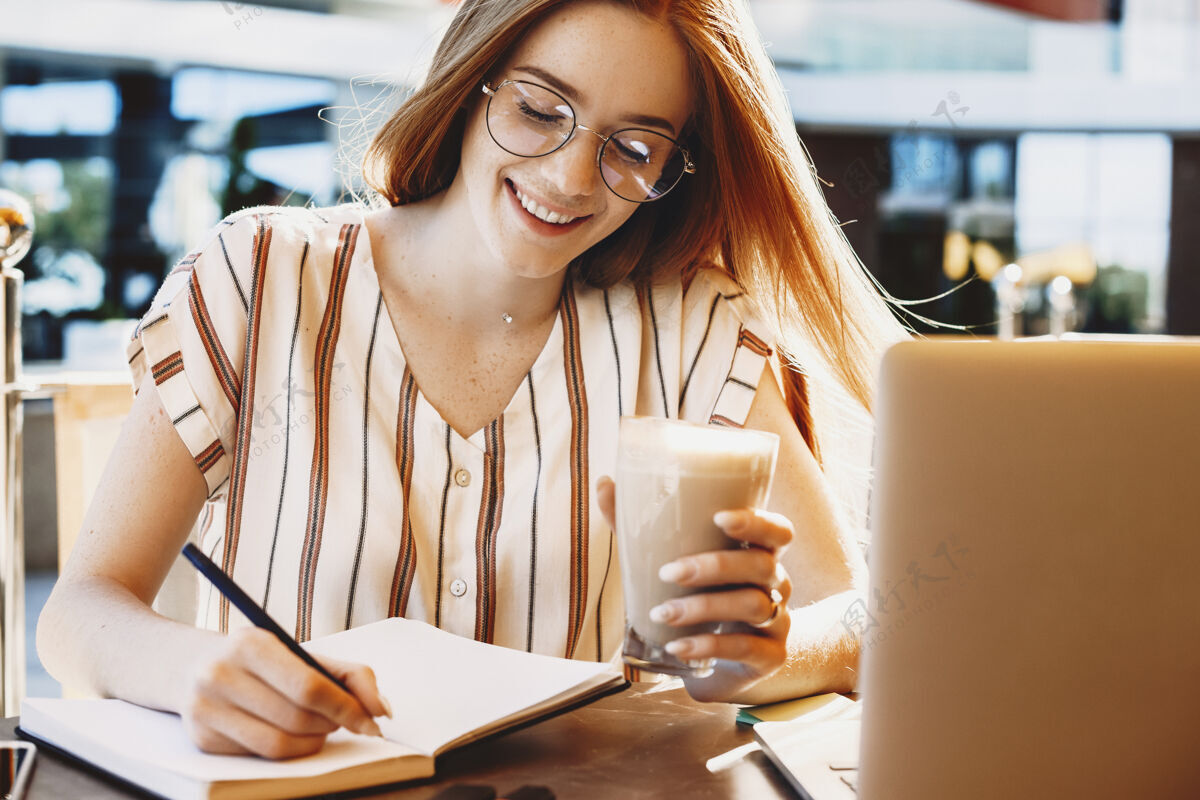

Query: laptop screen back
[[859, 339, 1200, 800]]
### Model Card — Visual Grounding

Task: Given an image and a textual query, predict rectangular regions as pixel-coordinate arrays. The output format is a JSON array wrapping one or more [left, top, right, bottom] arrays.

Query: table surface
[[3, 683, 797, 799]]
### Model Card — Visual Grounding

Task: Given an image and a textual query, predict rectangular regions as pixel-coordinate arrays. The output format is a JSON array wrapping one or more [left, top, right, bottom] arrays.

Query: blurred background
[[3, 0, 1199, 353], [0, 0, 1197, 702]]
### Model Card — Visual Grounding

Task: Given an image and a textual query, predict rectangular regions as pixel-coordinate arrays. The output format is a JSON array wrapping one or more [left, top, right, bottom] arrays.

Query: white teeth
[[513, 186, 578, 225]]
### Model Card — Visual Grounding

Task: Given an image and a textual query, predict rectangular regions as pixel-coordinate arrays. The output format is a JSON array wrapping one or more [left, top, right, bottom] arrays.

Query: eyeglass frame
[[480, 79, 697, 204]]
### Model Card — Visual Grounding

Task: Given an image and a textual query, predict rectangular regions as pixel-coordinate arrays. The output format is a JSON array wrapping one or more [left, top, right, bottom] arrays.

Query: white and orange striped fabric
[[128, 204, 774, 663]]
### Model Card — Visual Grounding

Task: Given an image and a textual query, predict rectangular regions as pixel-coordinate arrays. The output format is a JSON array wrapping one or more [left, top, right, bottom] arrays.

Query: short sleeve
[[126, 210, 261, 497], [677, 268, 776, 428]]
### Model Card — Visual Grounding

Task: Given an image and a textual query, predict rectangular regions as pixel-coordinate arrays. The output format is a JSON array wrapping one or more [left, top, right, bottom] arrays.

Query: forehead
[[500, 1, 693, 129]]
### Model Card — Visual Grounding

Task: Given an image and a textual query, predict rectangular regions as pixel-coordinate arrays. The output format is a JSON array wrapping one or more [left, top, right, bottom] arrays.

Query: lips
[[514, 185, 578, 224], [505, 179, 591, 235]]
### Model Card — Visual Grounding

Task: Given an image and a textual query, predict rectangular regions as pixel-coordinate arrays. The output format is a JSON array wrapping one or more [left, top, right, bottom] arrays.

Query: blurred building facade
[[1, 0, 1198, 358]]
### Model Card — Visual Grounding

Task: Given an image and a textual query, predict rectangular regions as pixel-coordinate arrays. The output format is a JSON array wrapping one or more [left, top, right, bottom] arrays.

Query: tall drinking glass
[[616, 416, 779, 677]]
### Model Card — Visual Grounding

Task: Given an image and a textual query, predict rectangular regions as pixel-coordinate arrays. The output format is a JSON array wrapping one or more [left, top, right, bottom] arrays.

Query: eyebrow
[[510, 65, 678, 137]]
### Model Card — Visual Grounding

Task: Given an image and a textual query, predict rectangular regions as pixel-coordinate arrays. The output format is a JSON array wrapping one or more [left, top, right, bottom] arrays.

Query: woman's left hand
[[596, 476, 793, 702]]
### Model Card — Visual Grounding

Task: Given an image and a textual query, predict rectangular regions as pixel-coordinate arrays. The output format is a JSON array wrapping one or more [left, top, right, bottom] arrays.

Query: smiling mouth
[[507, 180, 590, 226]]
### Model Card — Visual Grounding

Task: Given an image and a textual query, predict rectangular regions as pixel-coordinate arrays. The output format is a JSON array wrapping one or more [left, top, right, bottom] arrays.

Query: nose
[[543, 126, 603, 198]]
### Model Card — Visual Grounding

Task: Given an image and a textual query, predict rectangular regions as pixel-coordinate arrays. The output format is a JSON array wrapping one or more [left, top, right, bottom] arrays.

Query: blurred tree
[[16, 160, 112, 279], [1082, 265, 1148, 334], [222, 117, 286, 215]]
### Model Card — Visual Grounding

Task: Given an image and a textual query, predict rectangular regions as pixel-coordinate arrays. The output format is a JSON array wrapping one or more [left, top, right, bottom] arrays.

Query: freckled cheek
[[459, 110, 507, 194], [461, 148, 512, 227]]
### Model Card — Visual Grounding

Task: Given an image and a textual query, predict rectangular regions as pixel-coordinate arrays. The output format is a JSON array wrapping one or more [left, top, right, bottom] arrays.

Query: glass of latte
[[616, 416, 779, 677]]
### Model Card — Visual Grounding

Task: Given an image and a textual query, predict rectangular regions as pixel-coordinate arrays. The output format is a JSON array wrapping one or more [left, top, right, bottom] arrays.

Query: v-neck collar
[[349, 206, 568, 451]]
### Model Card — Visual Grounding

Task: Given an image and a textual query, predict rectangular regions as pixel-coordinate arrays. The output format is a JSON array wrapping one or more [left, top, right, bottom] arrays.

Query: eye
[[610, 135, 655, 166], [516, 99, 564, 124]]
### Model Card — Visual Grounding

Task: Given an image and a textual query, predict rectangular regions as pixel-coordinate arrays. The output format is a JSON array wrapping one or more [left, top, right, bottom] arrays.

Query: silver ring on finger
[[750, 586, 785, 629]]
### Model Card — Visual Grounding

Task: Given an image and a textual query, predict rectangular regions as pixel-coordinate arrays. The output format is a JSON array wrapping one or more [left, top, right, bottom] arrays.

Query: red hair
[[362, 0, 905, 425]]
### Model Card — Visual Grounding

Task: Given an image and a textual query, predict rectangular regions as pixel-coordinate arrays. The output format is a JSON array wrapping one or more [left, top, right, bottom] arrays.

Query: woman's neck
[[367, 189, 567, 337]]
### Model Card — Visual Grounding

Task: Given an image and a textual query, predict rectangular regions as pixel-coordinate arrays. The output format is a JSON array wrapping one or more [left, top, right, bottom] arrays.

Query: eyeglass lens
[[486, 81, 688, 202]]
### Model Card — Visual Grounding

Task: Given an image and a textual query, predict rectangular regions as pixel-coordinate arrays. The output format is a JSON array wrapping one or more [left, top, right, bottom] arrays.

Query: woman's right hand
[[180, 627, 392, 759], [36, 374, 392, 760]]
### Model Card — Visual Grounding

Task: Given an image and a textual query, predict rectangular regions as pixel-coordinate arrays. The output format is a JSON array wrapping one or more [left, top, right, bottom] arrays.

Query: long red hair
[[362, 0, 905, 447]]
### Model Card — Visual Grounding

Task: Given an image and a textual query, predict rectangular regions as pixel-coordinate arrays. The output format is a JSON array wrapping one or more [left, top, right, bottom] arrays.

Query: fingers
[[184, 695, 329, 760], [665, 631, 788, 679], [713, 508, 794, 551], [182, 721, 251, 756], [658, 548, 778, 588], [595, 476, 616, 530], [656, 507, 791, 592], [230, 629, 384, 738], [182, 628, 390, 758], [650, 573, 792, 628], [195, 656, 339, 737], [317, 655, 393, 721]]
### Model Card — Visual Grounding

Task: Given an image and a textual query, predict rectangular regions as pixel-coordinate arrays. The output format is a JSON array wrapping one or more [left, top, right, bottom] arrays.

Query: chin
[[492, 211, 603, 281], [499, 250, 577, 281]]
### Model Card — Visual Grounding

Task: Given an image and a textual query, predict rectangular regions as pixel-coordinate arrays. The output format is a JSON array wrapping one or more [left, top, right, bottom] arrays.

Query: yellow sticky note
[[742, 692, 857, 723]]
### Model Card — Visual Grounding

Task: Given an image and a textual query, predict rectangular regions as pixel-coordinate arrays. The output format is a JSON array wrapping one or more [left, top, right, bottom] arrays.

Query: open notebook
[[20, 618, 624, 800]]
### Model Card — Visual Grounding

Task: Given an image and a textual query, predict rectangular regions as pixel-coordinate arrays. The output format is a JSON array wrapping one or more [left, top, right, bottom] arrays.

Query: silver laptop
[[761, 338, 1200, 799]]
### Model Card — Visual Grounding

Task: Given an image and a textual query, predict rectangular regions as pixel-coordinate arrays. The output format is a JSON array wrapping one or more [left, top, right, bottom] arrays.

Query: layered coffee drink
[[616, 416, 778, 677]]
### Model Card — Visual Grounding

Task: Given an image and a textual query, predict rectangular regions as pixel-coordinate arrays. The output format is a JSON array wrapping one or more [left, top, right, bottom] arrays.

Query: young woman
[[38, 0, 903, 759]]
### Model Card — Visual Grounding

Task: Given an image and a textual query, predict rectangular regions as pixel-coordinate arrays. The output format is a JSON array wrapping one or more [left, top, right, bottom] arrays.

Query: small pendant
[[501, 313, 513, 324]]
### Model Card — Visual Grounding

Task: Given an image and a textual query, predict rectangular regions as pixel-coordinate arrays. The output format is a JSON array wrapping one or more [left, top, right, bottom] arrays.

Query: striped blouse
[[128, 204, 774, 663]]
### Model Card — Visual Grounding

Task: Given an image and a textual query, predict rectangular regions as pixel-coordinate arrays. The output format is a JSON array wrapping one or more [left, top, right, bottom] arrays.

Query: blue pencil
[[181, 543, 353, 695]]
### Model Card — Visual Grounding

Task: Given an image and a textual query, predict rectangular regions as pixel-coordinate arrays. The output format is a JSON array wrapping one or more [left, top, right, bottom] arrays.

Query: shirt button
[[449, 578, 468, 597], [454, 468, 471, 487]]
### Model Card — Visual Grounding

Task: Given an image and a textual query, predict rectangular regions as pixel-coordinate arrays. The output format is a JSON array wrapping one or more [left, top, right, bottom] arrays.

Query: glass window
[[0, 81, 119, 136], [889, 133, 959, 196], [1016, 132, 1172, 330]]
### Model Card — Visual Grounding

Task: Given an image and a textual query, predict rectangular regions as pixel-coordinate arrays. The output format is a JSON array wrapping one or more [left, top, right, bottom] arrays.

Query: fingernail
[[665, 639, 694, 657], [379, 695, 394, 720], [358, 718, 384, 738], [714, 510, 746, 533], [659, 560, 693, 583], [649, 602, 680, 624]]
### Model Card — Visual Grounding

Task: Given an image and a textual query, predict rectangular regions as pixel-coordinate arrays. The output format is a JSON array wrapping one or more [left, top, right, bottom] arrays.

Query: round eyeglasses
[[481, 80, 695, 204]]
